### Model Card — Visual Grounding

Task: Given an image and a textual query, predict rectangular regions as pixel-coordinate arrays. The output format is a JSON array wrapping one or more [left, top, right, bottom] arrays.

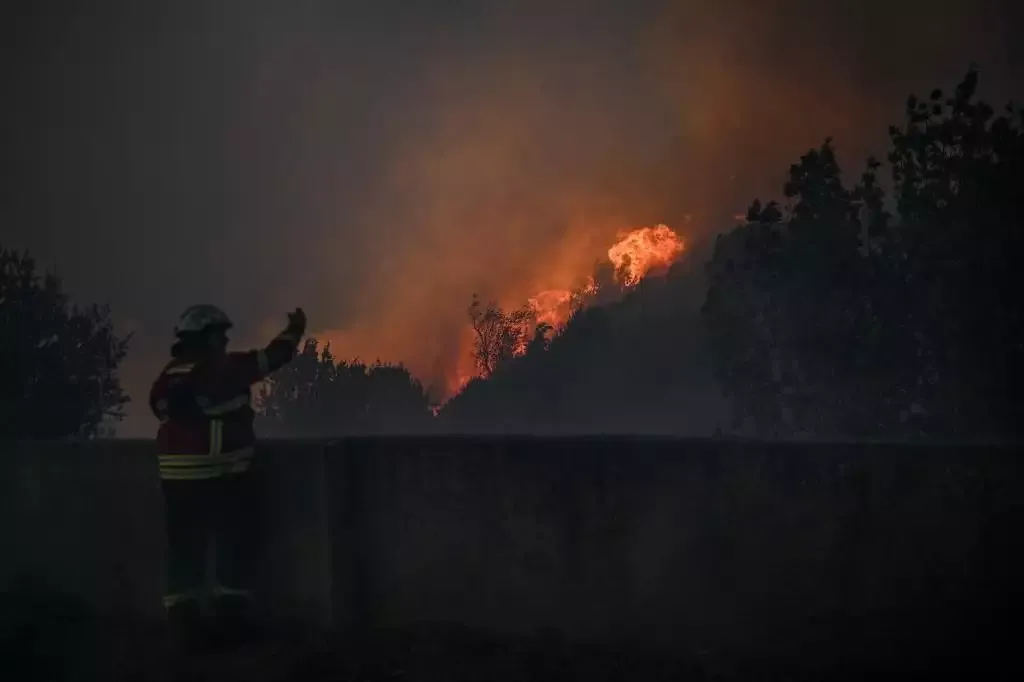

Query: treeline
[[440, 68, 1023, 441], [4, 69, 1021, 442], [701, 69, 1022, 441]]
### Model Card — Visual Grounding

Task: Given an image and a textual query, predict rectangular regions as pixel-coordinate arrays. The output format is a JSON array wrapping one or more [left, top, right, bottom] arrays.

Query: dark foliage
[[256, 338, 434, 437], [0, 246, 131, 441], [703, 68, 1023, 441]]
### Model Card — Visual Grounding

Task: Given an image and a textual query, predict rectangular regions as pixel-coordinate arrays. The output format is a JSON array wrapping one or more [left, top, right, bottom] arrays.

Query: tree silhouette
[[0, 246, 131, 441], [702, 199, 791, 437], [704, 140, 881, 438], [257, 337, 433, 436], [703, 68, 1024, 441], [467, 294, 536, 378], [884, 67, 1024, 440]]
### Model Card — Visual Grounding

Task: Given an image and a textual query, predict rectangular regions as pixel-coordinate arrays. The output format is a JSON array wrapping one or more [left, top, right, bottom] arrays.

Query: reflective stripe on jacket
[[158, 448, 255, 480]]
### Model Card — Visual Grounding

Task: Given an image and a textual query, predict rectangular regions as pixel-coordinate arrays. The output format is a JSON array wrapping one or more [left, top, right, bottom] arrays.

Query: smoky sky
[[4, 0, 1022, 435]]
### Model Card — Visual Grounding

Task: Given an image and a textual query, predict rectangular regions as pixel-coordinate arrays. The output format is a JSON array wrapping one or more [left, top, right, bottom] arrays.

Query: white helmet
[[174, 304, 233, 336]]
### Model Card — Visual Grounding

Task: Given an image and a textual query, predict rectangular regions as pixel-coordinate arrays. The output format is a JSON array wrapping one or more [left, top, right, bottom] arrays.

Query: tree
[[705, 138, 925, 439], [257, 338, 433, 436], [703, 199, 791, 437], [467, 294, 536, 378], [884, 68, 1024, 440], [776, 141, 876, 437], [0, 246, 131, 441]]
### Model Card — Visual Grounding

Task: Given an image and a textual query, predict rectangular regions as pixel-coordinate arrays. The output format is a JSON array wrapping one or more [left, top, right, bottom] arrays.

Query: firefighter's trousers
[[160, 471, 265, 616]]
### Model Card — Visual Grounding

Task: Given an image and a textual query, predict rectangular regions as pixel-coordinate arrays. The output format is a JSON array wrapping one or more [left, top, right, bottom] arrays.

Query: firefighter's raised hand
[[288, 308, 307, 335]]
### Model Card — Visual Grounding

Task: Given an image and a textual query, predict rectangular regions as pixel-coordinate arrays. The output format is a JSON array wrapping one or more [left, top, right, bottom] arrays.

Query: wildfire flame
[[527, 224, 684, 331], [450, 224, 685, 397], [607, 224, 685, 285], [527, 289, 574, 329]]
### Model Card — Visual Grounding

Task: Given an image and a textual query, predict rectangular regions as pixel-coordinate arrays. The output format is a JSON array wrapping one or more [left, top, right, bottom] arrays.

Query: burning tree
[[467, 294, 537, 378]]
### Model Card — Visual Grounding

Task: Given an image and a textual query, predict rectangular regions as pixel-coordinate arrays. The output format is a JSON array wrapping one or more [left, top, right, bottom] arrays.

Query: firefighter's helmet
[[174, 304, 233, 337]]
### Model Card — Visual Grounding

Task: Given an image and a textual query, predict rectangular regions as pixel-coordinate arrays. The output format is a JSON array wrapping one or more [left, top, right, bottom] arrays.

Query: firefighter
[[149, 304, 306, 637]]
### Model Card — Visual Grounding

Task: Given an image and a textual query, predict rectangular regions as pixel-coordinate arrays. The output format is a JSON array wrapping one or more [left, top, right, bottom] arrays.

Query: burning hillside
[[524, 224, 684, 334], [314, 224, 685, 403], [449, 224, 685, 396]]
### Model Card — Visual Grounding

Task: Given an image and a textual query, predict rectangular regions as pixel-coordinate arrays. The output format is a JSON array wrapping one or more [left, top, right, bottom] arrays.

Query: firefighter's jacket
[[149, 326, 301, 480]]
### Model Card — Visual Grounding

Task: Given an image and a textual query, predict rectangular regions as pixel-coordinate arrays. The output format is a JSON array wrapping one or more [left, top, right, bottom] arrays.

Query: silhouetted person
[[148, 304, 306, 642]]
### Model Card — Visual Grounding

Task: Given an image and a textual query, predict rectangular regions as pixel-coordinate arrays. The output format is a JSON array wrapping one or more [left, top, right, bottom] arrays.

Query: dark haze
[[5, 0, 1022, 435]]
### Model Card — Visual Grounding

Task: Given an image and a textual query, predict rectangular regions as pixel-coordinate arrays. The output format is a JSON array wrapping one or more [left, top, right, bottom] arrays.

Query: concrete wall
[[1, 441, 165, 624], [0, 441, 333, 631], [2, 438, 1022, 668], [327, 438, 1024, 667]]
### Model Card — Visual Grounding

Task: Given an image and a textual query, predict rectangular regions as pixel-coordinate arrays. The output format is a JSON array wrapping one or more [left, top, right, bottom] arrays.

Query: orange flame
[[524, 225, 684, 333], [607, 224, 685, 285], [528, 289, 574, 329]]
